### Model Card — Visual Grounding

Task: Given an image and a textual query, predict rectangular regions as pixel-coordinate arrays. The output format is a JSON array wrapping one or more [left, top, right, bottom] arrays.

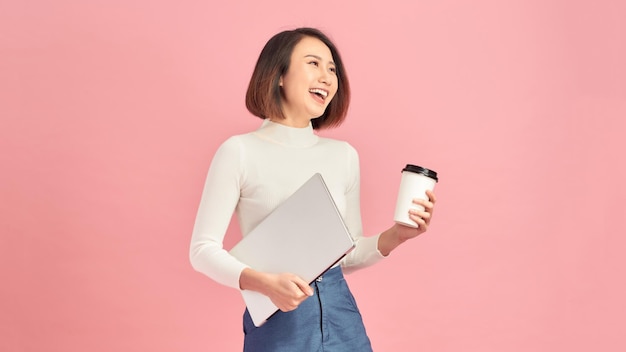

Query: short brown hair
[[245, 28, 350, 130]]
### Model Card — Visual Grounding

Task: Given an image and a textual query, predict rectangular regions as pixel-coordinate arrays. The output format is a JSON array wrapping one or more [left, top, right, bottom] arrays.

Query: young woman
[[190, 27, 436, 351]]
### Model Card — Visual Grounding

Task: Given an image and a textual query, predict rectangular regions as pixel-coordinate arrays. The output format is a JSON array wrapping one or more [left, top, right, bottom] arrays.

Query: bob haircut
[[245, 27, 350, 130]]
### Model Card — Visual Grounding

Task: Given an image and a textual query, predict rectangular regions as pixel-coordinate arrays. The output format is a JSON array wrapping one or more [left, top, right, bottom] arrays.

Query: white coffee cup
[[393, 164, 438, 228]]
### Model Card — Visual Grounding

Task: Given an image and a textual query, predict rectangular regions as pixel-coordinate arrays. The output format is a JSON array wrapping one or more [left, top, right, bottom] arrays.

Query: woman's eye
[[329, 67, 336, 73], [309, 61, 319, 66]]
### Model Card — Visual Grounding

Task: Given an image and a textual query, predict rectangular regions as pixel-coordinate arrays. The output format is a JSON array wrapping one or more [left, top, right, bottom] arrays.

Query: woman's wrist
[[377, 225, 405, 257], [239, 267, 269, 293]]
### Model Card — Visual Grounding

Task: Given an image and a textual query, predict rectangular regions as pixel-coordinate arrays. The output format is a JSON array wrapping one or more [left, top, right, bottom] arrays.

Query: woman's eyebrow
[[304, 54, 336, 66]]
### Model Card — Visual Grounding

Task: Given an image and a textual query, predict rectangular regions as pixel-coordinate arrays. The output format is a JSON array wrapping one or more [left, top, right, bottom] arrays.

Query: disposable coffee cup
[[393, 164, 438, 228]]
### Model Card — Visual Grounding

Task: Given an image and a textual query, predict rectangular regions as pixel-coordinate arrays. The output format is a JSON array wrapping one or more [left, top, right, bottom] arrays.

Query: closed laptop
[[229, 173, 356, 327]]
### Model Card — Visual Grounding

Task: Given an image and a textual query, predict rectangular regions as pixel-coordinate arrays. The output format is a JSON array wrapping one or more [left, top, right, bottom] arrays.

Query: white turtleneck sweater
[[190, 119, 385, 290]]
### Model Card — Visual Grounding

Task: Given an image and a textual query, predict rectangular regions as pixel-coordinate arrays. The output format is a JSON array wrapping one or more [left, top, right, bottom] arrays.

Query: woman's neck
[[269, 116, 311, 128]]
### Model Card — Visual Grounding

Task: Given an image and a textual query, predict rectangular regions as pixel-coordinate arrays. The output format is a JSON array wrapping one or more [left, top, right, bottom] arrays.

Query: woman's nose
[[319, 70, 331, 85]]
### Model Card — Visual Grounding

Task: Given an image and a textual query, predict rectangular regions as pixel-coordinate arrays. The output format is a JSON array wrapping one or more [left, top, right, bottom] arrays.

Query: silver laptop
[[229, 173, 356, 327]]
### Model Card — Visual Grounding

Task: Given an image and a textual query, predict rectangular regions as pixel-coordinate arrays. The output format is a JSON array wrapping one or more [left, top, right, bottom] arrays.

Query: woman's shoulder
[[217, 129, 258, 147], [318, 136, 358, 152], [317, 137, 360, 164], [212, 133, 251, 159]]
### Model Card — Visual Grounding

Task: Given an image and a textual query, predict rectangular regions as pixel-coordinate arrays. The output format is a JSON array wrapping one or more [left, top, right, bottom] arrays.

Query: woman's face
[[278, 36, 338, 127]]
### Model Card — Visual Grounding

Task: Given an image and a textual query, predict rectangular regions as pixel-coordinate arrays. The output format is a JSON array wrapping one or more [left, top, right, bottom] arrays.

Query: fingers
[[272, 274, 314, 312], [410, 191, 436, 229], [414, 191, 436, 212], [425, 189, 437, 204], [409, 209, 429, 230], [293, 276, 314, 297]]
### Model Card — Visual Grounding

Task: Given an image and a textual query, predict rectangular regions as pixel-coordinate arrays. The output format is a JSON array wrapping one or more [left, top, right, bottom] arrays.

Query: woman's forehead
[[292, 36, 334, 61]]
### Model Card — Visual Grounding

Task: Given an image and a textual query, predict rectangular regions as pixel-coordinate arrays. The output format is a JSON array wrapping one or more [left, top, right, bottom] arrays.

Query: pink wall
[[2, 1, 625, 351]]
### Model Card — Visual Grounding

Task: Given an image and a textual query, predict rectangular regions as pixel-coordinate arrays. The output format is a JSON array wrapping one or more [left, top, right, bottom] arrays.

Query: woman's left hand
[[377, 190, 437, 256], [396, 190, 437, 242]]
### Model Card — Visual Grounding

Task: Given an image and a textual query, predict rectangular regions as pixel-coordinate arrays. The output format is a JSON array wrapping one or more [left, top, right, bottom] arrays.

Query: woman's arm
[[189, 138, 249, 289], [191, 137, 314, 310]]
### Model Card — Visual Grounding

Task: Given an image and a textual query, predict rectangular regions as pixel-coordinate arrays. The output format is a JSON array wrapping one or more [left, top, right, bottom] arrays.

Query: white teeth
[[309, 88, 328, 98]]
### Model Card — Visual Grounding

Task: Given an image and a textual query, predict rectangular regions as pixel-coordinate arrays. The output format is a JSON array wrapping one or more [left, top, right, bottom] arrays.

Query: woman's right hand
[[264, 272, 314, 311], [239, 268, 314, 312]]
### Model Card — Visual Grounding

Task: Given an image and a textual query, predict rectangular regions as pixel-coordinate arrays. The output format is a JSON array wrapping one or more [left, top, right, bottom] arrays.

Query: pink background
[[2, 1, 625, 351]]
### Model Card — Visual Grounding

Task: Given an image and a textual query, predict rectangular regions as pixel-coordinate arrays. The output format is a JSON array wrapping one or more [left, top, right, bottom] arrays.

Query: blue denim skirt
[[243, 266, 373, 352]]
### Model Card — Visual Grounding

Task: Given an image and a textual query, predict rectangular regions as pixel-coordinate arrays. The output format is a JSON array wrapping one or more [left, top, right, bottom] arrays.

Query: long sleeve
[[340, 143, 385, 274], [189, 137, 249, 289]]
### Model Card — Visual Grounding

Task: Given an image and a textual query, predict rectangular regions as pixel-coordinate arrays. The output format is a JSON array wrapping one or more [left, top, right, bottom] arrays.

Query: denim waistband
[[314, 265, 343, 283]]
